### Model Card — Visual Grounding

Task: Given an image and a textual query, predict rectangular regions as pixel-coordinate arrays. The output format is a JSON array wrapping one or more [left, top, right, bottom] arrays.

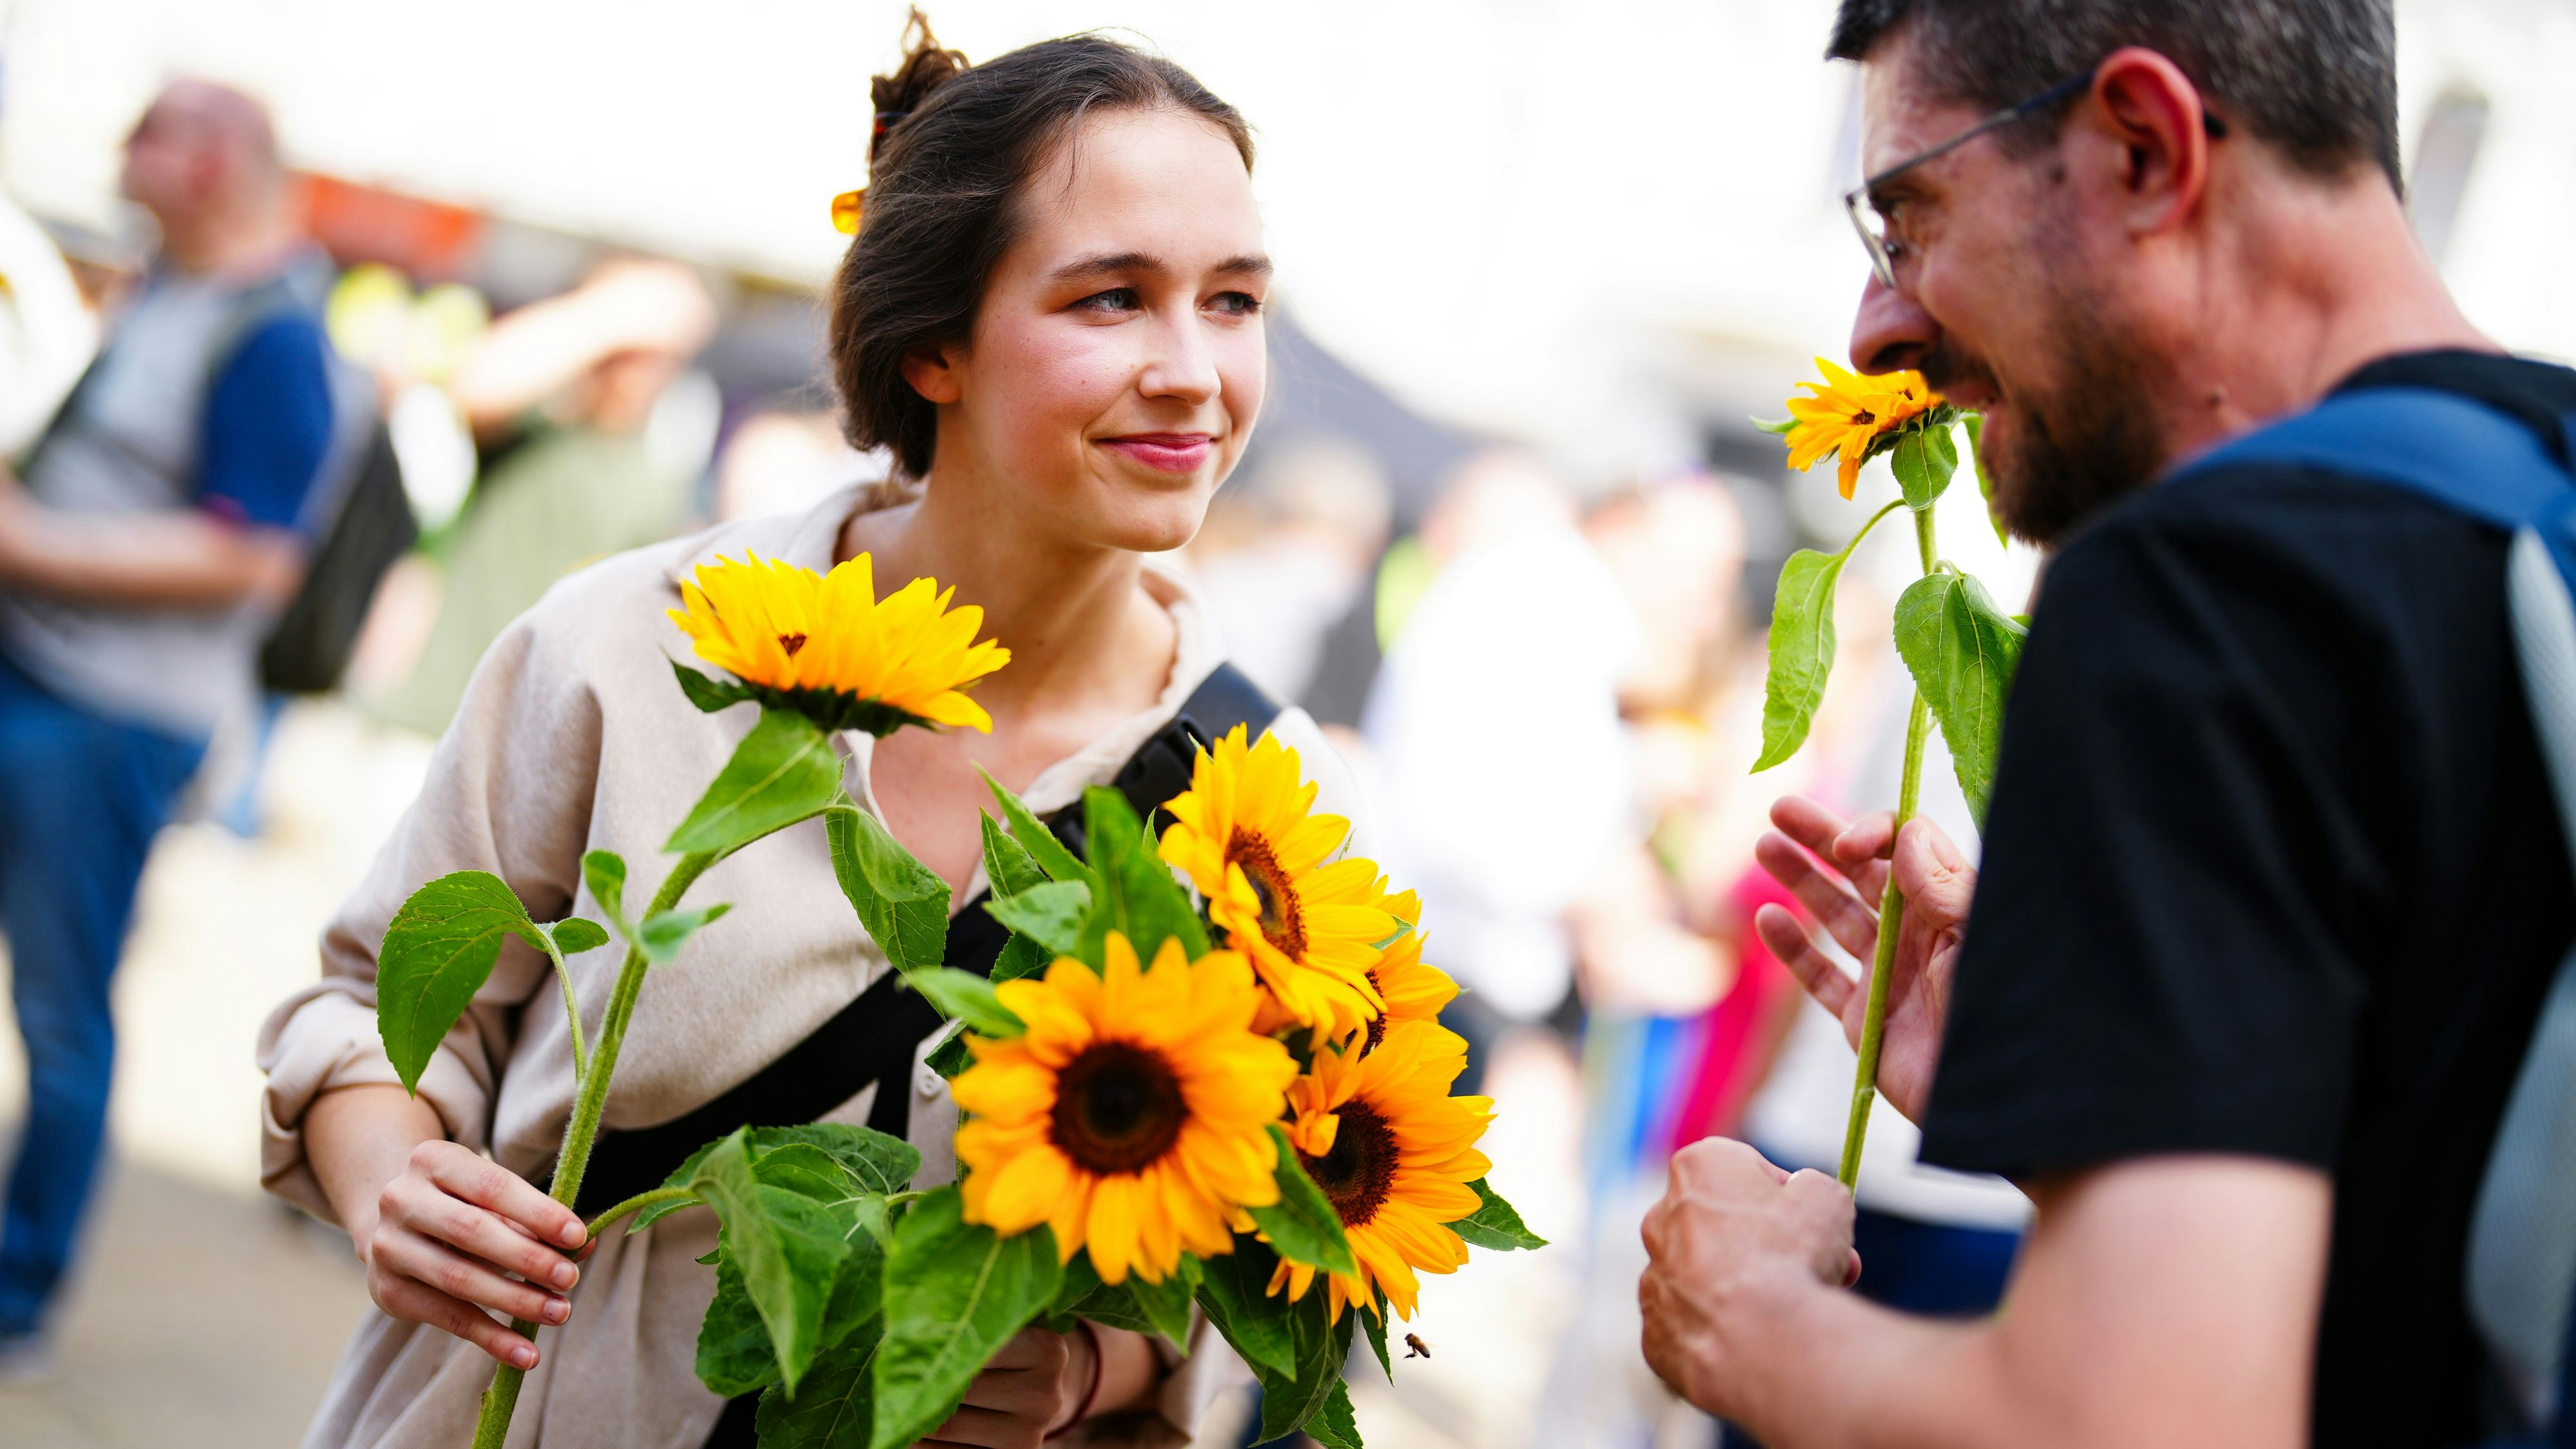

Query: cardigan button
[[916, 1061, 942, 1098]]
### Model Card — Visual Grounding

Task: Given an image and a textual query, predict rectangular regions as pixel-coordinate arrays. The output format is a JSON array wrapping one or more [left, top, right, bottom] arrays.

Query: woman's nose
[[1848, 272, 1940, 376], [1137, 312, 1221, 406]]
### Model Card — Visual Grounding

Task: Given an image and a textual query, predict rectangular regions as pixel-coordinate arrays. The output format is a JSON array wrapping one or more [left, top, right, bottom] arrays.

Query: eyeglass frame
[[1842, 68, 2229, 289]]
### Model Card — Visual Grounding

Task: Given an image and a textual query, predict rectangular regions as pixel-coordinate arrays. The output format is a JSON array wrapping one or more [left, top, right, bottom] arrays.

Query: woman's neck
[[837, 474, 1175, 730]]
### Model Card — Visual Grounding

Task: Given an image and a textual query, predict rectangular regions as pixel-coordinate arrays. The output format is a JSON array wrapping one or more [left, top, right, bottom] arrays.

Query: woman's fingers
[[372, 1269, 542, 1368], [393, 1179, 582, 1292], [371, 1222, 572, 1328], [1754, 904, 1857, 1021], [1768, 797, 1891, 899], [417, 1142, 588, 1250], [1753, 832, 1881, 960]]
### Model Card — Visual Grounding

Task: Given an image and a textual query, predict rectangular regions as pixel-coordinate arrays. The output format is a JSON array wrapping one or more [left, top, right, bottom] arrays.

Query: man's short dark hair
[[1828, 0, 2400, 189]]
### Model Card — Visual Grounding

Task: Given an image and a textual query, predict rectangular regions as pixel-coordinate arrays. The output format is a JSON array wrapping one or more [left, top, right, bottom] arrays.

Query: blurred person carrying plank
[[1638, 3, 2576, 1447], [0, 79, 351, 1376]]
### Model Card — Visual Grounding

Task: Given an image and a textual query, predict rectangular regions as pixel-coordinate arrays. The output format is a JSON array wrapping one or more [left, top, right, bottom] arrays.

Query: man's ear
[[900, 346, 962, 406], [2085, 46, 2215, 235]]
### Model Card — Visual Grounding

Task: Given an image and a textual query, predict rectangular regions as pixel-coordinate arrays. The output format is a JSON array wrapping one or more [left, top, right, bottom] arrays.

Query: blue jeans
[[0, 653, 202, 1336]]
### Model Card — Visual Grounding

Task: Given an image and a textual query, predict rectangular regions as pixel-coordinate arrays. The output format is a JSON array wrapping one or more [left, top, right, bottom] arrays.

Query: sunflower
[[1779, 358, 1940, 499], [667, 551, 1009, 735], [1157, 727, 1397, 1042], [1266, 1021, 1493, 1322], [952, 933, 1297, 1285], [1358, 926, 1458, 1057]]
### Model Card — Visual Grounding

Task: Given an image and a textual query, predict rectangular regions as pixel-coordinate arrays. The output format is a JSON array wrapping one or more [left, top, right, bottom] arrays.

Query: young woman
[[260, 24, 1358, 1448]]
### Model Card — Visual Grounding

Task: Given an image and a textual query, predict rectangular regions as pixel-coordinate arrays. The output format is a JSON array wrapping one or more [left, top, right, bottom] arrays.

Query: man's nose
[[1848, 273, 1939, 375]]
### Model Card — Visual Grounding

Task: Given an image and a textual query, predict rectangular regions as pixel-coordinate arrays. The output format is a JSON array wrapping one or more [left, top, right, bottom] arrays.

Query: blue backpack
[[2177, 386, 2576, 1447]]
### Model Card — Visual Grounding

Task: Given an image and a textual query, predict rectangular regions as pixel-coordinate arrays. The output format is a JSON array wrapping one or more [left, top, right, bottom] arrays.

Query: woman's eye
[[1074, 287, 1141, 314], [1209, 291, 1263, 317]]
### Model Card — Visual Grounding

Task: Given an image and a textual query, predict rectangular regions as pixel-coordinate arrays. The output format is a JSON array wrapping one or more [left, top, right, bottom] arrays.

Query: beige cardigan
[[259, 486, 1361, 1449]]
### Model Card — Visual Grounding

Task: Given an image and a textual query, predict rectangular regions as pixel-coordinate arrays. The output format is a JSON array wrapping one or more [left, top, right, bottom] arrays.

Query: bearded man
[[1636, 3, 2575, 1446]]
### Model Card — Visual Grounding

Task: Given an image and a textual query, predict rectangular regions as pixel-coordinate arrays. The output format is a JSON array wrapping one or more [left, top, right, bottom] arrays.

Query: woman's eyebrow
[[1052, 251, 1160, 283], [1050, 251, 1274, 283]]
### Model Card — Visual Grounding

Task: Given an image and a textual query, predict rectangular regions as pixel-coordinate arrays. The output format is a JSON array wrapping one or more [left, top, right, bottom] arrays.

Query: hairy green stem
[[470, 849, 717, 1449], [585, 1184, 698, 1242], [1838, 504, 1941, 1191]]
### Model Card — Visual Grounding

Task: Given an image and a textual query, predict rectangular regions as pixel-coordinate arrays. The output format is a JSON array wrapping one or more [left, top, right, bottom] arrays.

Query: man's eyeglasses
[[1842, 69, 2228, 289]]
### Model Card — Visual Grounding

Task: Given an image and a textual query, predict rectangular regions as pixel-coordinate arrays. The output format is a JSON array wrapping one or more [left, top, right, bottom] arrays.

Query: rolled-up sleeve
[[257, 609, 604, 1222]]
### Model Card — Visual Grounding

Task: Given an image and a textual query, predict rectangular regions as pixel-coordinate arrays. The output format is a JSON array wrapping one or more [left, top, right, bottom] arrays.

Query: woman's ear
[[900, 346, 963, 405]]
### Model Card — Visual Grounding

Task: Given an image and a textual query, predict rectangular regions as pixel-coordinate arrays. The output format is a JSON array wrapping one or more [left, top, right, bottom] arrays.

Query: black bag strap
[[569, 662, 1282, 1216]]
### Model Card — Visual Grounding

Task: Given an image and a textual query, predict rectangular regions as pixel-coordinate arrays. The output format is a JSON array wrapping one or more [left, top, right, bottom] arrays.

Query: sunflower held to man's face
[[951, 933, 1298, 1285], [1267, 1020, 1493, 1323], [667, 551, 1010, 735], [1157, 727, 1397, 1042], [1779, 357, 1941, 498]]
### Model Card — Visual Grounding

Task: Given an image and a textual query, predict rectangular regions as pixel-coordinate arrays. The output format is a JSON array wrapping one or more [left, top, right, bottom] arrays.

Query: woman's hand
[[923, 1323, 1162, 1447], [305, 1085, 592, 1370], [1752, 795, 1977, 1123]]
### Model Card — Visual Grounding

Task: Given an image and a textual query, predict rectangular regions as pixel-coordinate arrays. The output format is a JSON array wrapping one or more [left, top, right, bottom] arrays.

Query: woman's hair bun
[[870, 8, 969, 162]]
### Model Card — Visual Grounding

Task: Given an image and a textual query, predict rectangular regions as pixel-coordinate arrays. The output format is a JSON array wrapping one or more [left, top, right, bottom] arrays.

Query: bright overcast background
[[6, 0, 2568, 480]]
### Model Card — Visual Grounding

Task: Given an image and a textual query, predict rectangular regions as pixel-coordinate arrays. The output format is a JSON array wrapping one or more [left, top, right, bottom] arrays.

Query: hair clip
[[871, 108, 911, 143], [831, 190, 864, 234]]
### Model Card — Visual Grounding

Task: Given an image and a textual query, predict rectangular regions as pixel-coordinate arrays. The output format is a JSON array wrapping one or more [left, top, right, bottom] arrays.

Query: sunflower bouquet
[[372, 552, 1535, 1449], [1753, 361, 2025, 1184]]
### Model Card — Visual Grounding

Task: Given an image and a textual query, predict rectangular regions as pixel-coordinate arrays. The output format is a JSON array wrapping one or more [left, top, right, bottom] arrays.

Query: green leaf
[[1893, 571, 2026, 825], [1305, 1381, 1365, 1449], [754, 1142, 858, 1204], [990, 933, 1054, 985], [1065, 1256, 1198, 1354], [903, 967, 1023, 1037], [869, 1188, 1061, 1449], [1245, 1124, 1357, 1277], [926, 1032, 974, 1080], [978, 811, 1051, 899], [544, 917, 610, 956], [1358, 1305, 1392, 1383], [975, 764, 1090, 886], [753, 1124, 920, 1197], [582, 850, 629, 930], [1194, 1236, 1299, 1379], [689, 1130, 854, 1396], [1753, 548, 1848, 774], [1963, 413, 2009, 546], [697, 1253, 787, 1396], [638, 902, 732, 964], [1750, 413, 1797, 435], [1888, 423, 1959, 511], [1076, 787, 1207, 966], [1450, 1178, 1549, 1251], [820, 1231, 888, 1354], [1256, 1292, 1358, 1444], [755, 1335, 878, 1449], [825, 805, 951, 976], [1045, 1249, 1105, 1322], [377, 871, 554, 1094], [666, 708, 844, 855], [982, 880, 1089, 957], [672, 658, 756, 714]]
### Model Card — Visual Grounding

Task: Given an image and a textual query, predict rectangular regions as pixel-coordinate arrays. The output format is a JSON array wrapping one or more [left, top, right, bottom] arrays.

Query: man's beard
[[1923, 282, 2170, 549]]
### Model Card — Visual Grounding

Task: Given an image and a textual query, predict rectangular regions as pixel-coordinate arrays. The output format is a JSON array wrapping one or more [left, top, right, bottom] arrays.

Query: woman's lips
[[1098, 433, 1215, 473]]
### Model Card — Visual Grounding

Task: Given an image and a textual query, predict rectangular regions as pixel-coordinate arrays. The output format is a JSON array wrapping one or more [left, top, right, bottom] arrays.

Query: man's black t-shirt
[[1919, 351, 2576, 1446]]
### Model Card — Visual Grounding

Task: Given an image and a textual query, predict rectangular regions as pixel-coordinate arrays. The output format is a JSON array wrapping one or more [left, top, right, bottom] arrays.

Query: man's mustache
[[1918, 339, 2000, 400]]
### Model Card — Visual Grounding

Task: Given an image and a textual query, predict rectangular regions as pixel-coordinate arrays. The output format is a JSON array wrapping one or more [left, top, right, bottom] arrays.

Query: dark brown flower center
[[1227, 828, 1307, 958], [1361, 971, 1387, 1054], [1300, 1101, 1397, 1228], [778, 632, 808, 657], [1050, 1041, 1186, 1176], [1851, 409, 1875, 427]]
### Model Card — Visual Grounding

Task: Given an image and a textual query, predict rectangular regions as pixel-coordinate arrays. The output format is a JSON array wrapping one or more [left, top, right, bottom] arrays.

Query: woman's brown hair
[[830, 14, 1255, 480]]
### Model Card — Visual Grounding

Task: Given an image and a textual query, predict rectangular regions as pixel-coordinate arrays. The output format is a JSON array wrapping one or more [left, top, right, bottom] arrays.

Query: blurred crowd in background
[[0, 1, 2562, 1446]]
